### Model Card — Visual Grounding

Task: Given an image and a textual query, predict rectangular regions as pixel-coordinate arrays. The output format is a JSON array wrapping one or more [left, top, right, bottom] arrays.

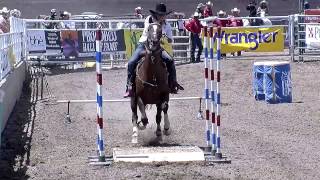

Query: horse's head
[[146, 23, 162, 52]]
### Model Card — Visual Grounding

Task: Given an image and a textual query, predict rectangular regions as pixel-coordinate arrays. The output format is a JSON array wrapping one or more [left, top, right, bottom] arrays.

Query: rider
[[123, 3, 184, 98]]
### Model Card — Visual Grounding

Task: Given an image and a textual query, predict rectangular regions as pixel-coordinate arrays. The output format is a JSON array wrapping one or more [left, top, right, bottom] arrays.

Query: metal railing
[[1, 14, 318, 76], [293, 14, 320, 62], [0, 17, 26, 80]]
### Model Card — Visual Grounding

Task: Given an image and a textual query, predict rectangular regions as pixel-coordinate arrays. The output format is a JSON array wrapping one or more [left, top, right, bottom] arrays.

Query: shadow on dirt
[[0, 66, 39, 179]]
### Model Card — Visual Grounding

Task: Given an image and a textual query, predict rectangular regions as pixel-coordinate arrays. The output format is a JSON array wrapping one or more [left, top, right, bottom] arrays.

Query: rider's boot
[[166, 60, 184, 94], [123, 75, 134, 98]]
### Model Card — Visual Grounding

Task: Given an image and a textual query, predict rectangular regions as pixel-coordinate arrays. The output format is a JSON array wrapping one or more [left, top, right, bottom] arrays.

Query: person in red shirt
[[203, 1, 213, 18], [217, 10, 230, 27], [229, 8, 243, 27], [217, 10, 229, 58], [228, 8, 243, 56], [184, 12, 203, 63]]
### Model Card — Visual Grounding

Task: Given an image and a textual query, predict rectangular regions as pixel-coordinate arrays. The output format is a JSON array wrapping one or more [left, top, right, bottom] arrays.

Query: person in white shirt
[[124, 3, 184, 98], [58, 11, 74, 29], [10, 9, 21, 18]]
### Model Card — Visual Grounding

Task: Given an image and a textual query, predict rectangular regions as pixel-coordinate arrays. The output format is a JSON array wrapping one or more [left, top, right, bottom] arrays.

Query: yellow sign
[[209, 27, 284, 53], [124, 29, 173, 58]]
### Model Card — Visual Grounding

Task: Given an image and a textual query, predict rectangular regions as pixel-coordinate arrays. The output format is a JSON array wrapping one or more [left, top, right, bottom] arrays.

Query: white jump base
[[113, 145, 205, 163]]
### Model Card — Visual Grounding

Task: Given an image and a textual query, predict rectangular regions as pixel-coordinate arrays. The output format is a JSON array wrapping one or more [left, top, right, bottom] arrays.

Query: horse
[[131, 23, 171, 144]]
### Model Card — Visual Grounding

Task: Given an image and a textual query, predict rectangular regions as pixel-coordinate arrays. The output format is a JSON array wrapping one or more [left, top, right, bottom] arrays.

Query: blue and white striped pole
[[215, 27, 222, 159], [96, 28, 106, 162], [203, 26, 211, 151], [209, 27, 216, 155]]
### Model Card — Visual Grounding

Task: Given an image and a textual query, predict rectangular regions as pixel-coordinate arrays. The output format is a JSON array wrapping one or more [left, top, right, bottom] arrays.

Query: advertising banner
[[27, 30, 46, 53], [61, 30, 79, 57], [78, 29, 126, 57], [124, 29, 173, 58], [45, 31, 61, 54], [304, 9, 320, 23], [211, 27, 284, 53], [305, 24, 320, 49]]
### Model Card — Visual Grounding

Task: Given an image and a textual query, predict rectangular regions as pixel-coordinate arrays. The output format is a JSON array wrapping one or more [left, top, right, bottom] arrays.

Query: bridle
[[136, 23, 163, 88]]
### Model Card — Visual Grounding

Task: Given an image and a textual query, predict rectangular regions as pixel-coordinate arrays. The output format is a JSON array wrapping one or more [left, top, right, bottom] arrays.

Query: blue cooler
[[263, 61, 292, 103], [253, 62, 266, 100]]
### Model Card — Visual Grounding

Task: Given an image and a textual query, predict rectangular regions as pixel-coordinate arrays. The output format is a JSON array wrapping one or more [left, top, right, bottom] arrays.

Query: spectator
[[0, 7, 10, 33], [203, 1, 213, 18], [10, 9, 21, 18], [50, 9, 57, 20], [176, 14, 185, 36], [217, 10, 230, 27], [135, 6, 144, 19], [45, 9, 58, 29], [229, 8, 243, 56], [195, 3, 205, 19], [257, 0, 269, 17], [58, 11, 74, 29], [217, 10, 228, 58], [304, 1, 310, 10], [246, 2, 264, 26], [184, 12, 203, 63], [229, 7, 243, 27]]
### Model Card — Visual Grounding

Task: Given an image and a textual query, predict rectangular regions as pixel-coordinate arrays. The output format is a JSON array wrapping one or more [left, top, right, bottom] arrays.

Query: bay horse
[[131, 23, 171, 144]]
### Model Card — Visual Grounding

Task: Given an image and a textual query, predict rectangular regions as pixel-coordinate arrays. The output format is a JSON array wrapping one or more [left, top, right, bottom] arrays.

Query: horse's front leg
[[156, 103, 162, 137], [137, 97, 148, 130], [162, 101, 171, 136], [131, 97, 138, 144]]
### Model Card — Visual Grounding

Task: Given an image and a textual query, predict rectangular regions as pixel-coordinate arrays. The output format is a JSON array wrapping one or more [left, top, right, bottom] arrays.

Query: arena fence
[[2, 14, 320, 80], [0, 17, 25, 80], [293, 14, 320, 62]]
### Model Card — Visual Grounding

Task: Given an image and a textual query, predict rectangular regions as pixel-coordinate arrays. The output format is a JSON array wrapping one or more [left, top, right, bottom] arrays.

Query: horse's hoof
[[132, 137, 138, 144], [138, 125, 146, 130], [137, 121, 147, 130], [132, 132, 138, 143], [164, 128, 171, 136], [156, 129, 162, 137]]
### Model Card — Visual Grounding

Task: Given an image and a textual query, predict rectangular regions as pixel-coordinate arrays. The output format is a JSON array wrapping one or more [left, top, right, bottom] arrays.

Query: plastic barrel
[[263, 61, 292, 103], [253, 62, 266, 100]]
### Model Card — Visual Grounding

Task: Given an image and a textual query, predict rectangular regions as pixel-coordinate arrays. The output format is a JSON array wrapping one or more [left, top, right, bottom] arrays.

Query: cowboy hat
[[260, 0, 268, 5], [197, 3, 204, 9], [231, 7, 240, 13], [0, 7, 10, 14], [217, 10, 226, 15], [206, 1, 213, 6], [149, 3, 172, 16], [193, 12, 200, 17], [135, 6, 143, 11]]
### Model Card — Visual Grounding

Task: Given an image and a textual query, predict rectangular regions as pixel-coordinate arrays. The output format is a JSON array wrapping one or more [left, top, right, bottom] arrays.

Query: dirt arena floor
[[1, 56, 320, 179]]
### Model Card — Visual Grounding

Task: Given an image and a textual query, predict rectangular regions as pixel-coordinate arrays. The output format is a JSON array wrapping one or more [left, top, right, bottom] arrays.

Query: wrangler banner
[[124, 29, 173, 58], [211, 27, 284, 53]]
